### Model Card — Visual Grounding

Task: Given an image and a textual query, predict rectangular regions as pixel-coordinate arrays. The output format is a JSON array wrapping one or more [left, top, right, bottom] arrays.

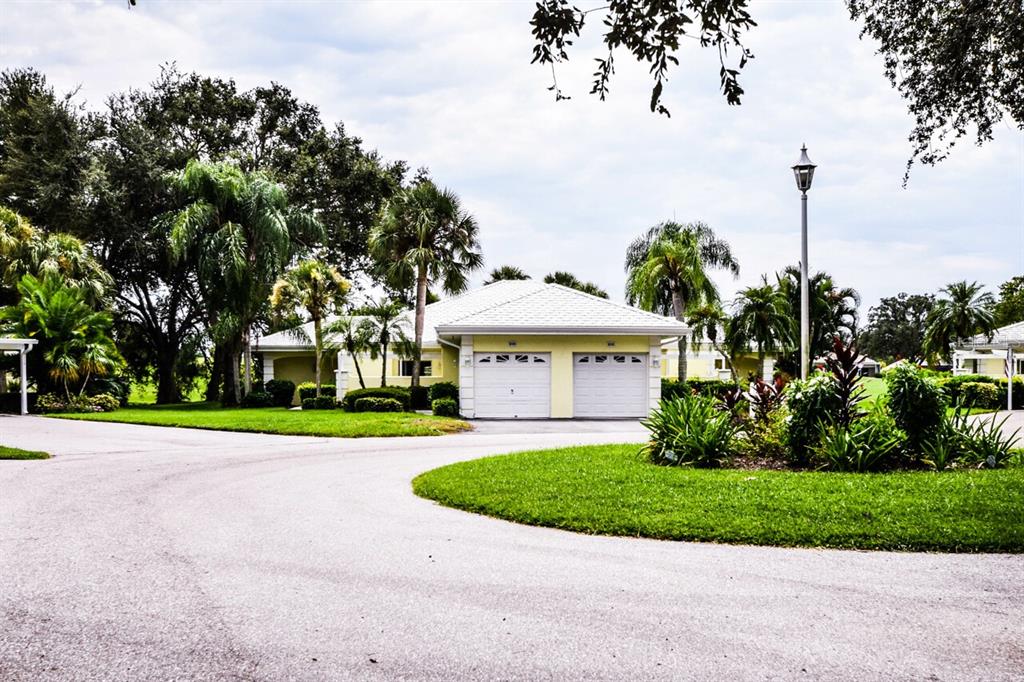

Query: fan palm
[[543, 271, 608, 298], [729, 278, 793, 379], [325, 315, 375, 390], [485, 265, 530, 284], [625, 221, 738, 380], [358, 297, 408, 388], [923, 281, 996, 361], [270, 260, 350, 397], [169, 160, 322, 404], [369, 180, 482, 388]]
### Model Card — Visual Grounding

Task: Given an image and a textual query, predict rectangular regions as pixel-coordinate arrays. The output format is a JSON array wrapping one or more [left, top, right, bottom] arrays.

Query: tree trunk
[[757, 351, 765, 380], [242, 327, 252, 396], [714, 342, 738, 382], [670, 288, 687, 382], [155, 347, 183, 404], [353, 354, 366, 389], [411, 267, 428, 388], [206, 344, 223, 403], [232, 351, 241, 405], [380, 339, 388, 388], [313, 317, 323, 398]]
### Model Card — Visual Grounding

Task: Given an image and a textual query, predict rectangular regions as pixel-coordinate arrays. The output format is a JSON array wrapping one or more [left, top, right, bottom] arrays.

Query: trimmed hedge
[[936, 374, 1023, 409], [961, 382, 1001, 410], [264, 379, 296, 407], [410, 385, 431, 410], [301, 396, 338, 410], [298, 382, 336, 401], [662, 378, 740, 401], [240, 391, 274, 408], [354, 397, 404, 413], [342, 386, 411, 412], [432, 397, 459, 417], [428, 381, 459, 403]]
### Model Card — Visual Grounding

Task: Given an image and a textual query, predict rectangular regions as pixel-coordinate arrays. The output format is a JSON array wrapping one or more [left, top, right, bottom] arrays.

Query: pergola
[[1, 338, 38, 415]]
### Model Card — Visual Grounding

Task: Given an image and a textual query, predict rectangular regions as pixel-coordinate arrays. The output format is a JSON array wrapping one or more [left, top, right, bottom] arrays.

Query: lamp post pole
[[800, 190, 809, 381]]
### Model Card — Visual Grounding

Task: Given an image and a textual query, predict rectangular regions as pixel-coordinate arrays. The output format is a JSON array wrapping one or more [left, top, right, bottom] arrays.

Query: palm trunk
[[242, 327, 252, 396], [757, 351, 766, 380], [352, 352, 366, 389], [380, 339, 388, 388], [714, 341, 738, 381], [670, 288, 687, 382], [313, 317, 323, 398], [411, 267, 428, 388], [206, 343, 223, 402]]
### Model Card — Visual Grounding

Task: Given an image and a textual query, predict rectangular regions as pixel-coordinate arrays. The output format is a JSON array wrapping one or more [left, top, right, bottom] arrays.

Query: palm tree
[[0, 274, 122, 398], [923, 281, 996, 361], [543, 271, 608, 298], [169, 160, 322, 404], [485, 265, 530, 284], [775, 266, 859, 369], [369, 180, 482, 388], [625, 221, 738, 380], [270, 260, 350, 398], [686, 302, 736, 380], [325, 315, 375, 390], [729, 278, 793, 379], [358, 297, 408, 387]]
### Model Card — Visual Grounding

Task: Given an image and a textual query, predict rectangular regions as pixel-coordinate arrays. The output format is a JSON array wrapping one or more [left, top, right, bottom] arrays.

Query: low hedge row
[[354, 397, 404, 412], [302, 396, 338, 410], [37, 393, 119, 414], [935, 375, 1023, 409], [432, 397, 459, 417], [342, 386, 411, 412], [297, 382, 336, 402]]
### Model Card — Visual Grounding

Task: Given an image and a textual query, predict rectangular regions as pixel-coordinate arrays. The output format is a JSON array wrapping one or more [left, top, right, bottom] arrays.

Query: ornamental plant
[[642, 394, 742, 468]]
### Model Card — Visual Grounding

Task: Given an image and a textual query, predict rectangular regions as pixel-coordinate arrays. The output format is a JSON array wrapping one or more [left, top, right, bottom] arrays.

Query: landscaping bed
[[413, 443, 1024, 552], [50, 401, 471, 438]]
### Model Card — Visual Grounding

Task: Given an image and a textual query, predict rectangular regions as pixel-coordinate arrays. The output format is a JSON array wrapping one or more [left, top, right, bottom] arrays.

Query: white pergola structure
[[1, 338, 38, 415]]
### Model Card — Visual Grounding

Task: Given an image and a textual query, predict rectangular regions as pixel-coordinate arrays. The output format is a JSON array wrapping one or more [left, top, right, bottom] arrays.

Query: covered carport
[[1, 338, 38, 415]]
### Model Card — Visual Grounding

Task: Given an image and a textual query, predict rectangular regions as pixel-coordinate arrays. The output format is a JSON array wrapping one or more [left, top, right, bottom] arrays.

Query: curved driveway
[[1, 416, 1021, 681]]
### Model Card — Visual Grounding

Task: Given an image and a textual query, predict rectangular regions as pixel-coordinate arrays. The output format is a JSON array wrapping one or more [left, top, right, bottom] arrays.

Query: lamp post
[[792, 145, 816, 380]]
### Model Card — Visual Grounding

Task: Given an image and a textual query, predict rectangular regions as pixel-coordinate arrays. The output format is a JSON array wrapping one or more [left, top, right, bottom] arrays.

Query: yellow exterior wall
[[472, 335, 652, 418], [269, 348, 457, 396], [660, 351, 763, 381], [271, 354, 337, 404]]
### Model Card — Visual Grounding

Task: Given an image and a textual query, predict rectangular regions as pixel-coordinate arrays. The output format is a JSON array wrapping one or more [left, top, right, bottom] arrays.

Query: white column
[[19, 347, 28, 415], [762, 356, 776, 381], [459, 335, 474, 418], [648, 337, 662, 415], [262, 355, 275, 384], [1008, 347, 1015, 411], [335, 350, 349, 403]]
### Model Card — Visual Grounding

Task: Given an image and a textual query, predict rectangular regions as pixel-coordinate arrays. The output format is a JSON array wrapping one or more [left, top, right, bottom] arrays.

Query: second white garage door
[[573, 353, 649, 418], [474, 352, 551, 419]]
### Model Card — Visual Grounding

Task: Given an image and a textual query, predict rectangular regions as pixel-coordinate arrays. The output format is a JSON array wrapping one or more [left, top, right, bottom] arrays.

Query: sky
[[2, 0, 1022, 316]]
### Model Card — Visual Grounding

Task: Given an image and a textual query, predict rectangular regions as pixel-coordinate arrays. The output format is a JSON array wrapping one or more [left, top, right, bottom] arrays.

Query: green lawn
[[861, 376, 887, 406], [0, 445, 50, 460], [52, 402, 471, 438], [413, 443, 1024, 552]]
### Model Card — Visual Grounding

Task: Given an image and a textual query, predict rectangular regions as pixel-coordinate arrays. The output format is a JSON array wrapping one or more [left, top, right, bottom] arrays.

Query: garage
[[473, 352, 551, 418], [573, 353, 648, 418]]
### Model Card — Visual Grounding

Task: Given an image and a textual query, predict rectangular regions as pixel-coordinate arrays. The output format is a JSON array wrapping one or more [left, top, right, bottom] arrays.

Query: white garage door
[[474, 353, 551, 419], [573, 353, 649, 418]]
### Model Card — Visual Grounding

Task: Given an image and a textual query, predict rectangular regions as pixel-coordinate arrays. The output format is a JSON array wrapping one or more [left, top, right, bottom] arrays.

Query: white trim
[[435, 325, 685, 336]]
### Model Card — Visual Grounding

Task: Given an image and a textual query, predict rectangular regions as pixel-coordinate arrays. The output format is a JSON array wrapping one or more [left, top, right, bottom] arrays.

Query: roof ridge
[[544, 282, 684, 324], [441, 282, 550, 325]]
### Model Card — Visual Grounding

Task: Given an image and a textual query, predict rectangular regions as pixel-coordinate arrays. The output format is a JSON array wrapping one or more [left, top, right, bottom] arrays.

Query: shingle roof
[[964, 320, 1024, 347], [257, 280, 684, 351]]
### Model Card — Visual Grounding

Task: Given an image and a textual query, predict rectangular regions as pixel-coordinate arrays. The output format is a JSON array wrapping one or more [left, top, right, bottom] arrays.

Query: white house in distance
[[952, 320, 1024, 378], [257, 280, 776, 418]]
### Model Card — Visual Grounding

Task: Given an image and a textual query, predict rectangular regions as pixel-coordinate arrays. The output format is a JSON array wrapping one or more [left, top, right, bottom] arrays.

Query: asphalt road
[[1, 416, 1022, 681]]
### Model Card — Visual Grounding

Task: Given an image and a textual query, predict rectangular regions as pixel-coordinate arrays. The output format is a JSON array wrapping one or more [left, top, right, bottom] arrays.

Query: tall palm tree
[[625, 221, 738, 380], [169, 160, 322, 404], [729, 278, 793, 379], [485, 265, 530, 284], [686, 302, 736, 380], [369, 180, 482, 388], [358, 297, 408, 388], [326, 315, 375, 390], [923, 280, 996, 361], [270, 260, 350, 398], [543, 271, 608, 298], [775, 266, 859, 368]]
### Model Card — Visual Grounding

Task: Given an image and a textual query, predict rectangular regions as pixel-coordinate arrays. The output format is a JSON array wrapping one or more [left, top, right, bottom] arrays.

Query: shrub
[[958, 413, 1022, 469], [662, 378, 740, 402], [264, 379, 296, 407], [784, 373, 842, 466], [87, 375, 131, 406], [885, 363, 947, 451], [815, 409, 905, 472], [342, 387, 411, 412], [937, 374, 997, 403], [996, 377, 1024, 409], [298, 382, 336, 401], [737, 406, 788, 460], [642, 395, 742, 468], [301, 395, 338, 410], [354, 397, 403, 413], [410, 385, 431, 410], [746, 378, 783, 424], [432, 397, 459, 417], [428, 381, 459, 403], [240, 391, 274, 408], [36, 393, 119, 413], [89, 393, 120, 412], [960, 382, 1001, 410]]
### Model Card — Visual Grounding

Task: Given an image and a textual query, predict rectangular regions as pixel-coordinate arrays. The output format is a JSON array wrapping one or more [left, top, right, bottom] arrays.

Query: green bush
[[937, 374, 998, 403], [784, 373, 843, 466], [884, 363, 947, 451], [301, 395, 338, 410], [959, 413, 1022, 469], [428, 381, 459, 403], [410, 385, 430, 410], [240, 391, 274, 408], [89, 393, 120, 412], [88, 375, 131, 406], [432, 397, 459, 417], [642, 395, 742, 468], [264, 379, 296, 407], [36, 393, 119, 414], [997, 377, 1024, 409], [342, 386, 411, 412], [815, 417, 904, 473], [961, 381, 1001, 410], [661, 378, 739, 402], [737, 406, 788, 460], [354, 396, 403, 413], [298, 382, 336, 401]]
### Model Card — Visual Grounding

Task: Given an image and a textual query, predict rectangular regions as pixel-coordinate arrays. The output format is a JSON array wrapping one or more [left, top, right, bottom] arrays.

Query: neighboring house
[[660, 342, 775, 382], [811, 354, 880, 377], [257, 280, 686, 418], [951, 321, 1024, 378]]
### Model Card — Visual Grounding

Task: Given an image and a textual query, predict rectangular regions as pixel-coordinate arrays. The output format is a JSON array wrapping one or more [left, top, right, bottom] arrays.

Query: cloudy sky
[[3, 1, 1022, 314]]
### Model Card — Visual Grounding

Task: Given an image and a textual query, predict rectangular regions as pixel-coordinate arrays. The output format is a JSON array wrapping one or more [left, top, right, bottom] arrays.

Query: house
[[258, 280, 693, 418], [951, 321, 1024, 378]]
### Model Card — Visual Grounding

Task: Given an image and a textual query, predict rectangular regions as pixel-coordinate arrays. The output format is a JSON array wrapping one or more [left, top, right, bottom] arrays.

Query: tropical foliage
[[728, 278, 791, 379], [543, 270, 608, 298], [485, 265, 530, 283], [923, 281, 996, 361]]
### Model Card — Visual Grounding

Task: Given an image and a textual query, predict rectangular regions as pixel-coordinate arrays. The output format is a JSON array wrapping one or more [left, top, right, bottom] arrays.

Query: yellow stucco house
[[257, 280, 773, 418]]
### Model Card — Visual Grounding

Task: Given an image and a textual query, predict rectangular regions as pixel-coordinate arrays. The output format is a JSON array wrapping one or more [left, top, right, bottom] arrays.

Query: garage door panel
[[474, 353, 550, 419], [573, 353, 648, 418]]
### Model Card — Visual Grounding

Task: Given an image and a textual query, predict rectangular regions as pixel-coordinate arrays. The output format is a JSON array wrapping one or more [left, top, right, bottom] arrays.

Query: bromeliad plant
[[642, 394, 742, 468]]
